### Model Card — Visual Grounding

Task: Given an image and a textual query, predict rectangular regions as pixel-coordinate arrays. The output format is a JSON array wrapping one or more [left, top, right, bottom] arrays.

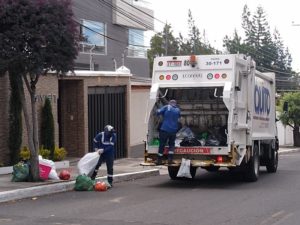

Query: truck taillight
[[217, 156, 223, 163]]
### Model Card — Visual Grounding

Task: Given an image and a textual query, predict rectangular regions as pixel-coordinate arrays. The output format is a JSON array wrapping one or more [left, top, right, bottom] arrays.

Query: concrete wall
[[277, 120, 294, 146], [0, 74, 59, 166], [59, 72, 132, 157], [112, 0, 154, 30], [130, 86, 150, 146], [22, 75, 59, 150], [59, 79, 85, 157]]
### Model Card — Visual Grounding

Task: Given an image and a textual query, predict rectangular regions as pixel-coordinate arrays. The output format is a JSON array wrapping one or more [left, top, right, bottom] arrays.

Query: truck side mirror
[[283, 101, 288, 112]]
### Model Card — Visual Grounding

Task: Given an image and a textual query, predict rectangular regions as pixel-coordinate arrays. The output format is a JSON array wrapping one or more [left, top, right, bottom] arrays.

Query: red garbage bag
[[59, 170, 71, 180], [94, 181, 107, 192]]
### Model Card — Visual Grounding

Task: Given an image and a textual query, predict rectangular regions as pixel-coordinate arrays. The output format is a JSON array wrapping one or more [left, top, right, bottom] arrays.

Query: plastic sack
[[177, 158, 192, 178], [176, 126, 195, 139], [74, 174, 95, 191], [77, 152, 100, 177], [180, 137, 201, 146], [39, 155, 55, 168], [48, 168, 60, 180], [11, 162, 29, 182], [206, 135, 220, 146], [39, 156, 55, 180]]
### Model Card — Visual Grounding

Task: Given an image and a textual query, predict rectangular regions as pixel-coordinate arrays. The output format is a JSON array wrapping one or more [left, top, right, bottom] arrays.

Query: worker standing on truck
[[156, 99, 181, 165], [91, 125, 116, 187]]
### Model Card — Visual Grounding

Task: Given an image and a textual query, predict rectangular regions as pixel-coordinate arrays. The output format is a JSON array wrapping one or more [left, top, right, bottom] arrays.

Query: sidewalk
[[0, 157, 160, 203], [0, 146, 299, 203]]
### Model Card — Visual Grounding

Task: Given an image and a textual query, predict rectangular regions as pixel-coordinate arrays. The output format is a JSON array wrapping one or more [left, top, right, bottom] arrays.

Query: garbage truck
[[143, 54, 278, 182]]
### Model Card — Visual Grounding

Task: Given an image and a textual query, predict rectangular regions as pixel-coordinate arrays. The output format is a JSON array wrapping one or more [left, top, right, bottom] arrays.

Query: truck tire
[[168, 166, 180, 180], [266, 148, 278, 173], [244, 144, 260, 182]]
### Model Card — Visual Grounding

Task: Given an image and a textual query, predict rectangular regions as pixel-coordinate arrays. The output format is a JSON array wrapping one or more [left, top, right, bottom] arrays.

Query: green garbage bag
[[11, 162, 29, 182], [74, 174, 95, 191]]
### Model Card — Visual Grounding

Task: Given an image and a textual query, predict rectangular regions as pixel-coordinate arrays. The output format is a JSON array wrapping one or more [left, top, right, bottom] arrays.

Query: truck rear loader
[[143, 54, 278, 182]]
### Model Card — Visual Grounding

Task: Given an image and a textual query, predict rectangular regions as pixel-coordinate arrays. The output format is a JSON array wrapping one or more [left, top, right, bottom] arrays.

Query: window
[[127, 29, 147, 58], [79, 19, 106, 55]]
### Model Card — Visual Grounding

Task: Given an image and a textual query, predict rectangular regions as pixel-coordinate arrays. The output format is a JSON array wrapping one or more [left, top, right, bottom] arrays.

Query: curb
[[0, 169, 159, 204], [279, 148, 300, 154]]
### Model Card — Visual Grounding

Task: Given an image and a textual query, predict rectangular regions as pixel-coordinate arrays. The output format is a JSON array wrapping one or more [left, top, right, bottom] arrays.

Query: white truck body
[[144, 54, 278, 181]]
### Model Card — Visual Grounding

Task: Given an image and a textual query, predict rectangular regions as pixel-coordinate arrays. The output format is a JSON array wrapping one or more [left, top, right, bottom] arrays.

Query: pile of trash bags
[[11, 151, 111, 191], [175, 125, 227, 147], [11, 155, 61, 182], [74, 152, 110, 191]]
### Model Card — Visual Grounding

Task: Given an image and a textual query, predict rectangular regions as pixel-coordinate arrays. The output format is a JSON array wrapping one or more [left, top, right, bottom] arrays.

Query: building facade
[[0, 0, 153, 166], [73, 0, 154, 77]]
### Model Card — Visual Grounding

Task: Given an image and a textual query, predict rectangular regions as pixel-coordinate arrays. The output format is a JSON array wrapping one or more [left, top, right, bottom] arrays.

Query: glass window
[[80, 19, 106, 54], [128, 29, 147, 58]]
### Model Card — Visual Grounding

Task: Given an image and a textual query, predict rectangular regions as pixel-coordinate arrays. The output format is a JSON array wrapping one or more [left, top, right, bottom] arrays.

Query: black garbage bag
[[11, 162, 29, 182], [206, 135, 221, 146], [180, 137, 201, 146]]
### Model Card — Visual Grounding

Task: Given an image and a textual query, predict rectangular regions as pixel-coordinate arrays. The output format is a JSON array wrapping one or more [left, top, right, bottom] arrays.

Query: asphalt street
[[1, 151, 300, 225]]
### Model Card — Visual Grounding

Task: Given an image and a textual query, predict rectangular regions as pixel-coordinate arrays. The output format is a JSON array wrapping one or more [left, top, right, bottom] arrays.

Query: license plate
[[167, 61, 182, 67]]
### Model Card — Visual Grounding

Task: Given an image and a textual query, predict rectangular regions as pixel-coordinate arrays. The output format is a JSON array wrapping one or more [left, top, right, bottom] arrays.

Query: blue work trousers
[[158, 130, 176, 160], [94, 151, 114, 184]]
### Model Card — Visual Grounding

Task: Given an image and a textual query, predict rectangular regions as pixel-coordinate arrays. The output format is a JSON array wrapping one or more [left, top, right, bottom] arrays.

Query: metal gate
[[88, 86, 126, 159]]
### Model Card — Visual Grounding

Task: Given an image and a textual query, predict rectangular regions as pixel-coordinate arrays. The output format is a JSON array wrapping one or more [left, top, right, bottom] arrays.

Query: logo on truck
[[254, 85, 271, 116]]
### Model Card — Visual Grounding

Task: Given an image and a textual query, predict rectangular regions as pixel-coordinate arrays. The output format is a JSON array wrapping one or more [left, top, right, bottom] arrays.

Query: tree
[[223, 29, 251, 54], [41, 98, 55, 160], [0, 0, 78, 181], [224, 5, 296, 91], [278, 92, 300, 146], [147, 23, 179, 76], [185, 9, 214, 55]]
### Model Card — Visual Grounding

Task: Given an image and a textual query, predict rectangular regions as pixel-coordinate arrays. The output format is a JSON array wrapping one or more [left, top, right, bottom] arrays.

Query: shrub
[[20, 146, 67, 161], [39, 146, 51, 159], [41, 98, 55, 159], [19, 146, 30, 161], [53, 147, 67, 161]]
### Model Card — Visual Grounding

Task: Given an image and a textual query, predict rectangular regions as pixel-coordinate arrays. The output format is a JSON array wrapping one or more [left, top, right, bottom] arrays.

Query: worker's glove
[[96, 148, 104, 155]]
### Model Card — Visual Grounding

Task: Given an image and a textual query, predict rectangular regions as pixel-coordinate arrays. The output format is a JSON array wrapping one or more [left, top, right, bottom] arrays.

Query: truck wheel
[[168, 166, 180, 180], [266, 148, 278, 173], [244, 144, 260, 182]]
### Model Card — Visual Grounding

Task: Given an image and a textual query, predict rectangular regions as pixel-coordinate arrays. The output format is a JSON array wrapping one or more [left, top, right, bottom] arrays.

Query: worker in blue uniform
[[156, 99, 181, 165], [91, 125, 116, 187]]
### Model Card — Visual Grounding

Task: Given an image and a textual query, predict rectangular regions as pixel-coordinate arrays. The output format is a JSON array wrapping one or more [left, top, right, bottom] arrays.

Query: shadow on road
[[148, 168, 281, 190]]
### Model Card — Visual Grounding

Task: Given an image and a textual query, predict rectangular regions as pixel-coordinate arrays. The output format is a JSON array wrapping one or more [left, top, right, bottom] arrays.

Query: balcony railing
[[79, 42, 106, 55], [127, 45, 147, 58]]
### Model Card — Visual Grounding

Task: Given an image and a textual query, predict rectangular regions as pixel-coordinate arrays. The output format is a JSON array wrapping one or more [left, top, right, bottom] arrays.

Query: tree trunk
[[293, 125, 300, 147], [30, 88, 40, 181], [21, 75, 40, 181]]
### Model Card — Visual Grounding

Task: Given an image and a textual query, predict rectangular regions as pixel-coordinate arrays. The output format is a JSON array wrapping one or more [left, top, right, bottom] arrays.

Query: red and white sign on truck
[[143, 54, 278, 181]]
